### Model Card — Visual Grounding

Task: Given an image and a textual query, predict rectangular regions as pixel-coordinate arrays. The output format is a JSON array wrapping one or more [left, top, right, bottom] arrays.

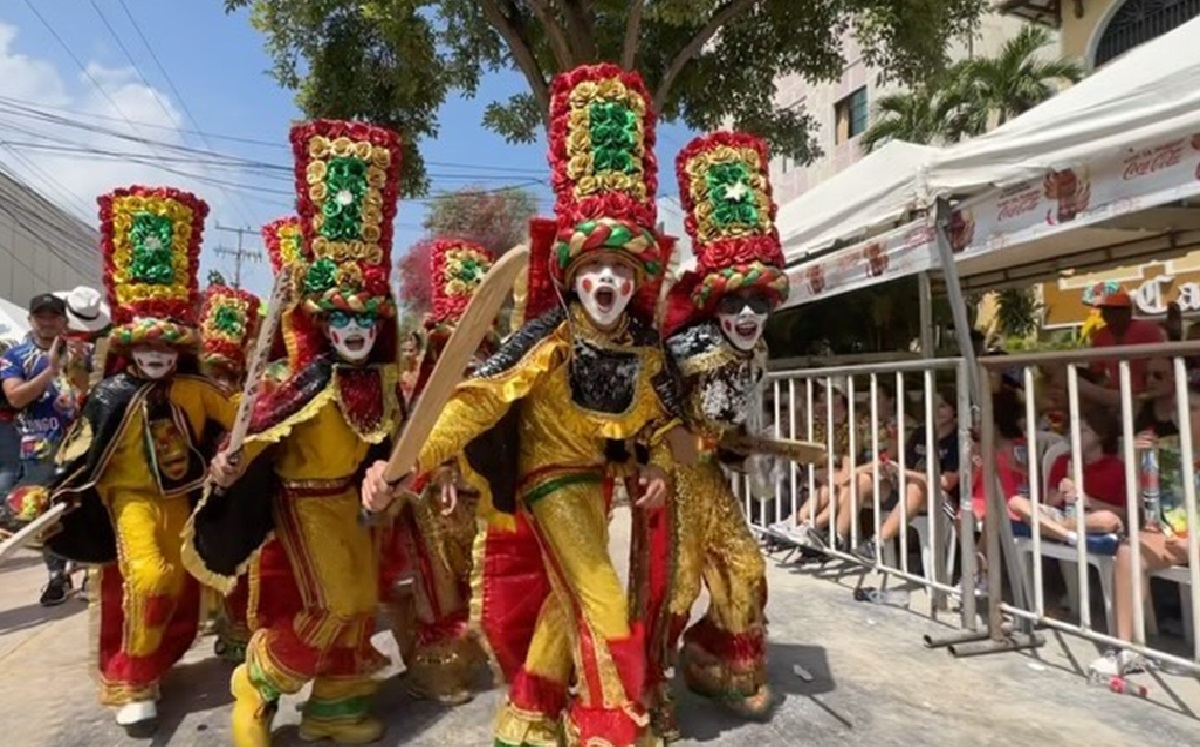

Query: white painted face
[[573, 258, 636, 328], [717, 293, 771, 351], [132, 347, 179, 379], [327, 311, 379, 363]]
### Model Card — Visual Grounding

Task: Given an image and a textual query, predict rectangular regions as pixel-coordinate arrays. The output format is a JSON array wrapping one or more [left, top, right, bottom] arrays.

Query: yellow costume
[[644, 132, 791, 737], [381, 238, 499, 703], [409, 63, 684, 747], [183, 120, 408, 747], [197, 284, 262, 663], [43, 186, 235, 737]]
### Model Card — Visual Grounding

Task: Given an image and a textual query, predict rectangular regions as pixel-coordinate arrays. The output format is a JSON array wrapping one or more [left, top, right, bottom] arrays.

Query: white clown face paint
[[716, 292, 771, 351], [573, 258, 636, 329], [327, 311, 379, 363], [132, 347, 179, 379]]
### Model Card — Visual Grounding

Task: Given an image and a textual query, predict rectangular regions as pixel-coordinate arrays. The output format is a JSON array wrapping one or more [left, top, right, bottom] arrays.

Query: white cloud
[[0, 21, 247, 232]]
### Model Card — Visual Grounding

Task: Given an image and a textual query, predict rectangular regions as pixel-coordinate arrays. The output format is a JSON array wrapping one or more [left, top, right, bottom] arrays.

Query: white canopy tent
[[781, 15, 1200, 305], [776, 140, 937, 261]]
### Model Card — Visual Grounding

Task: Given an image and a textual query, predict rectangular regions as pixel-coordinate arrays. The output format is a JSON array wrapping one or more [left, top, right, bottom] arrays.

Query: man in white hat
[[56, 286, 111, 337]]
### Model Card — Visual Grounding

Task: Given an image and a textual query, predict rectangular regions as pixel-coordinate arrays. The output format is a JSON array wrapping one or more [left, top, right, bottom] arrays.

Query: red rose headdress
[[547, 64, 662, 288], [676, 132, 787, 317], [199, 285, 261, 373], [98, 185, 207, 350], [290, 120, 402, 319]]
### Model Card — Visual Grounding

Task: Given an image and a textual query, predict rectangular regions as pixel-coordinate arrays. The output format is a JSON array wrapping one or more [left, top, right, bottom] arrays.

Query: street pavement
[[2, 509, 1198, 746]]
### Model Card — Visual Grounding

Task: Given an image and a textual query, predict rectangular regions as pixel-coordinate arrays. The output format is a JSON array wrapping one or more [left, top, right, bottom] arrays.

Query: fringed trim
[[494, 700, 563, 747], [563, 702, 649, 747], [468, 520, 507, 686], [179, 488, 272, 595], [245, 382, 337, 447]]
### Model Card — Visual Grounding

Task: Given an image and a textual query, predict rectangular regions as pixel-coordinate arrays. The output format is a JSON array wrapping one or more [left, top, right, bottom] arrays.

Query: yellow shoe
[[297, 716, 385, 744], [230, 664, 276, 747]]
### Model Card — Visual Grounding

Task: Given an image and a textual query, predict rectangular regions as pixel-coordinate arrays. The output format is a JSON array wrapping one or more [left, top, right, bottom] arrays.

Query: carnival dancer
[[197, 283, 262, 663], [39, 186, 236, 736], [361, 63, 687, 747], [186, 119, 407, 747], [383, 238, 500, 704], [644, 132, 790, 738]]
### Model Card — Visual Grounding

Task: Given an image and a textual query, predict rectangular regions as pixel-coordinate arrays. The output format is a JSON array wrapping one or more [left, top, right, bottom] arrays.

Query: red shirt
[[1089, 319, 1165, 394], [1047, 453, 1127, 510], [971, 446, 1026, 519]]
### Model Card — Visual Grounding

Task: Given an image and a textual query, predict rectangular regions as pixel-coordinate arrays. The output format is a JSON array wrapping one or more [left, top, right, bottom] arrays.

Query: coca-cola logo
[[902, 226, 934, 248], [1123, 141, 1183, 180], [997, 190, 1040, 221]]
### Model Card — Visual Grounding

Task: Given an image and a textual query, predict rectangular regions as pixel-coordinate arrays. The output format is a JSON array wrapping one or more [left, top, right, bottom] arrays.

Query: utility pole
[[211, 224, 262, 289]]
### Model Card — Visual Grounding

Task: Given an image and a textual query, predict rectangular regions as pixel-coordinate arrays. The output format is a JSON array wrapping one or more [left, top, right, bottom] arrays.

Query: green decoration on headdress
[[453, 257, 486, 284], [304, 257, 338, 296], [589, 101, 638, 174], [213, 306, 246, 336], [706, 162, 757, 227], [129, 212, 176, 285], [321, 156, 369, 241]]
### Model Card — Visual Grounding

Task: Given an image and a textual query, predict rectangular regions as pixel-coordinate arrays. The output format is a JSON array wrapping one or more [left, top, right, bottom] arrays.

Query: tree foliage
[[397, 237, 435, 312], [225, 0, 988, 194], [861, 24, 1082, 152], [206, 269, 228, 287], [422, 186, 538, 257]]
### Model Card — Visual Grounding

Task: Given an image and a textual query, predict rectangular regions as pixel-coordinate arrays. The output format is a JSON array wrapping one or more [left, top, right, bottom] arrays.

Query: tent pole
[[923, 197, 1043, 657], [918, 271, 934, 358]]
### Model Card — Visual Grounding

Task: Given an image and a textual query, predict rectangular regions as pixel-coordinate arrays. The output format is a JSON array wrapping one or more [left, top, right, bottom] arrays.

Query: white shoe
[[1089, 649, 1148, 678], [115, 700, 157, 726]]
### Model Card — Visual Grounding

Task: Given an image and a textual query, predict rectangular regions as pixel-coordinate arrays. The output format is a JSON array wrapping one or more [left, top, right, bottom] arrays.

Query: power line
[[210, 225, 263, 289], [89, 0, 259, 233]]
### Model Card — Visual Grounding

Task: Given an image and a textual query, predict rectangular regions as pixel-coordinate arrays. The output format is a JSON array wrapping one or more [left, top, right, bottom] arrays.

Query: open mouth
[[343, 334, 367, 352], [735, 319, 759, 337], [594, 287, 616, 313]]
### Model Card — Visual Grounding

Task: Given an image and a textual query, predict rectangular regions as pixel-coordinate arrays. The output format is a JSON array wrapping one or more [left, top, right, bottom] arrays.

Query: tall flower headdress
[[546, 63, 662, 286], [199, 285, 261, 373], [663, 132, 788, 336], [98, 185, 206, 349], [290, 119, 403, 319]]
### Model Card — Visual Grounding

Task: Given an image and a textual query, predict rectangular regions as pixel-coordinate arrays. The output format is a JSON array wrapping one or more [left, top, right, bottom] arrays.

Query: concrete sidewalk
[[1, 509, 1198, 745]]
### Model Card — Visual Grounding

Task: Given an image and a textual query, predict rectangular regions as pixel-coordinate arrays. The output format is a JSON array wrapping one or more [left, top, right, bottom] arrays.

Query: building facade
[[769, 9, 1031, 205], [0, 169, 99, 309], [1002, 0, 1200, 329]]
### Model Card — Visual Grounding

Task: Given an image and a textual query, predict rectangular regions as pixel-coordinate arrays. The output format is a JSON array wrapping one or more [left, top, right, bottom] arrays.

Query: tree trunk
[[478, 0, 552, 126], [652, 0, 757, 113]]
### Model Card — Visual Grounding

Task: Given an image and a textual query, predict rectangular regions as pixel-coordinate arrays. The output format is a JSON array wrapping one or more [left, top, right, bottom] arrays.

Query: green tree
[[422, 186, 537, 258], [206, 269, 227, 287], [949, 25, 1083, 134], [859, 84, 954, 153], [225, 0, 988, 194], [994, 287, 1040, 339]]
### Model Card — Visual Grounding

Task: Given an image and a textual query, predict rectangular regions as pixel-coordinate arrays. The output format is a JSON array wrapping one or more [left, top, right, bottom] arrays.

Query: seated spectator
[[807, 386, 957, 559], [969, 388, 1030, 586], [1135, 357, 1180, 438], [1089, 380, 1198, 678], [1036, 364, 1069, 435], [1007, 405, 1126, 544], [773, 383, 852, 539]]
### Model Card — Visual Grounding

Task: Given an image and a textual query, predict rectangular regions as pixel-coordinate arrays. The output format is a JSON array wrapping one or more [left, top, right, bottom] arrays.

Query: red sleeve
[[1048, 454, 1068, 493], [1087, 457, 1129, 509]]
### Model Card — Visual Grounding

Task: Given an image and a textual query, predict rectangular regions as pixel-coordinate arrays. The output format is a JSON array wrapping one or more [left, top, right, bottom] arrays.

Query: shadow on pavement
[[0, 597, 85, 634], [673, 642, 840, 743], [0, 553, 54, 574], [148, 656, 238, 746]]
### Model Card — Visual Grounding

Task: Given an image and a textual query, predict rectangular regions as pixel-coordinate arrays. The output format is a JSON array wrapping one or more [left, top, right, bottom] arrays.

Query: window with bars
[[1094, 0, 1200, 67], [834, 87, 869, 144]]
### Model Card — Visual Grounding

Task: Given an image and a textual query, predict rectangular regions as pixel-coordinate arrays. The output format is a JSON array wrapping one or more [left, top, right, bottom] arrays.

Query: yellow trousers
[[244, 487, 387, 722], [496, 479, 650, 747], [98, 491, 201, 704], [667, 461, 767, 696]]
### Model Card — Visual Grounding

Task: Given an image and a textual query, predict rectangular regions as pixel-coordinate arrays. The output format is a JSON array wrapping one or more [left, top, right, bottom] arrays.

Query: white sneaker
[[1089, 649, 1148, 678], [115, 700, 157, 726]]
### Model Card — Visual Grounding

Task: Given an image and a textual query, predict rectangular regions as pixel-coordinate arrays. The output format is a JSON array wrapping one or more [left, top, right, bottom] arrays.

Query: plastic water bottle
[[1141, 448, 1161, 532]]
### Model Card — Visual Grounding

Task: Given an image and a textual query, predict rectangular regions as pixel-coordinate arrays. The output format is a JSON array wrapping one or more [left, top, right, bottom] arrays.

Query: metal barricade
[[972, 343, 1200, 674], [737, 357, 977, 624]]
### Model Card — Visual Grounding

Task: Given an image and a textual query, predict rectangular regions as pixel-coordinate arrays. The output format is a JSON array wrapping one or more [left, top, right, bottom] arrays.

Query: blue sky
[[0, 1, 696, 297]]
